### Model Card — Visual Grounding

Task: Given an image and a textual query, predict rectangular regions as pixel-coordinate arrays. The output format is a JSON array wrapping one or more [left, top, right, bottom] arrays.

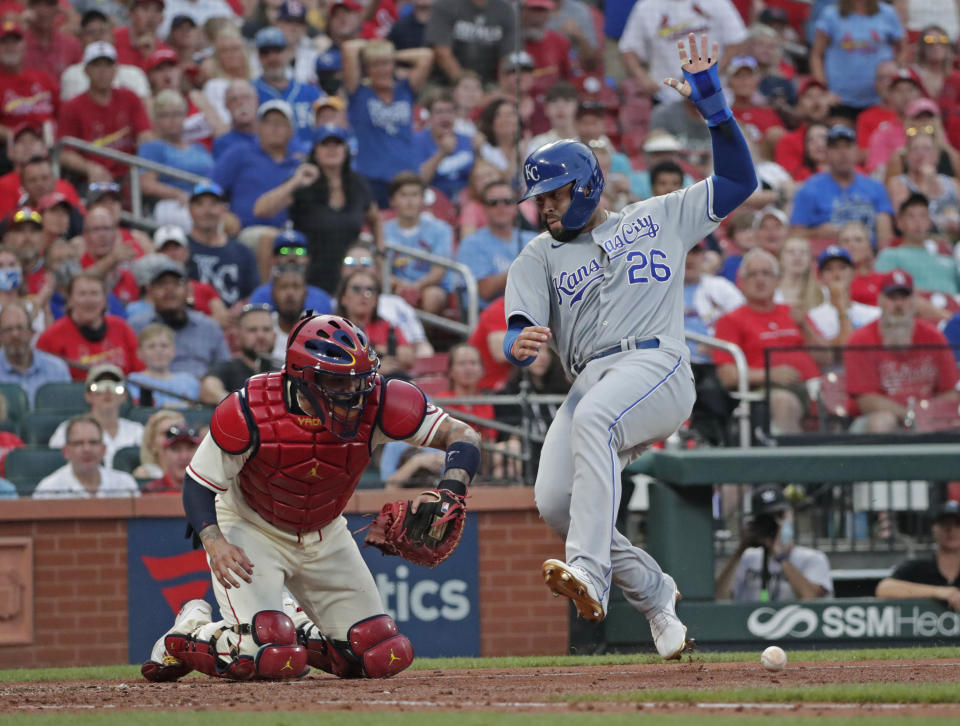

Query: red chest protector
[[210, 371, 429, 534]]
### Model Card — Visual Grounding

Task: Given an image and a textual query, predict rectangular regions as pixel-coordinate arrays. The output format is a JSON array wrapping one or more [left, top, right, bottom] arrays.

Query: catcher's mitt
[[364, 487, 466, 567]]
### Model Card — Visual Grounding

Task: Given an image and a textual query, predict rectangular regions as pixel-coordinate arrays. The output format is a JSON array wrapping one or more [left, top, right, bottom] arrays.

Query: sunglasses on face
[[906, 125, 936, 137], [165, 425, 199, 441], [241, 303, 273, 314], [349, 284, 377, 296], [343, 255, 373, 267], [88, 380, 126, 395], [923, 34, 951, 45], [277, 245, 307, 257], [484, 197, 516, 207]]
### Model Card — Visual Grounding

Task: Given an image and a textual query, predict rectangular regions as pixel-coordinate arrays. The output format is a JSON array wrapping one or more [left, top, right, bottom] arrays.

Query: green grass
[[0, 716, 958, 726], [1, 646, 959, 683], [558, 682, 960, 705]]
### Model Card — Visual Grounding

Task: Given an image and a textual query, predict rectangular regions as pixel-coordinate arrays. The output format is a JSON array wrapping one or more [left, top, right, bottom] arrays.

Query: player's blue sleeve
[[183, 474, 218, 535], [503, 315, 535, 367], [709, 119, 758, 219]]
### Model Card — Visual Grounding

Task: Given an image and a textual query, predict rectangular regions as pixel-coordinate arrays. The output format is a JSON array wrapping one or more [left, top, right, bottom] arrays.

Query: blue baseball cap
[[816, 244, 852, 270], [826, 124, 856, 145], [315, 48, 342, 73], [314, 123, 348, 145], [255, 26, 287, 50], [274, 229, 307, 252], [190, 182, 225, 201], [277, 0, 307, 22]]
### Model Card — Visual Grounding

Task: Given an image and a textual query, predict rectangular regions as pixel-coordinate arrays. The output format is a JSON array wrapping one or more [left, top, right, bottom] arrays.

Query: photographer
[[716, 485, 834, 601]]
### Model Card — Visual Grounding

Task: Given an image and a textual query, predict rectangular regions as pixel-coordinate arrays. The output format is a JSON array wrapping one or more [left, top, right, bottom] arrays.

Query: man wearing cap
[[213, 99, 302, 238], [61, 10, 151, 103], [414, 89, 473, 200], [38, 191, 83, 249], [861, 69, 933, 174], [247, 229, 332, 314], [252, 26, 321, 151], [876, 500, 960, 609], [522, 0, 574, 104], [773, 77, 835, 178], [113, 0, 172, 71], [0, 20, 57, 141], [34, 414, 140, 499], [746, 23, 796, 109], [148, 226, 227, 324], [2, 207, 44, 272], [22, 0, 83, 80], [268, 264, 309, 360], [875, 193, 960, 295], [145, 48, 226, 148], [128, 257, 230, 379], [425, 0, 516, 84], [619, 0, 747, 104], [212, 80, 259, 160], [843, 268, 959, 433], [790, 124, 893, 247], [626, 130, 695, 200], [157, 0, 237, 40], [716, 485, 833, 602], [142, 423, 202, 494], [86, 182, 154, 259], [727, 55, 784, 148], [58, 41, 153, 182], [274, 0, 321, 85], [186, 183, 260, 307], [806, 245, 880, 346], [0, 300, 70, 406], [48, 364, 146, 468]]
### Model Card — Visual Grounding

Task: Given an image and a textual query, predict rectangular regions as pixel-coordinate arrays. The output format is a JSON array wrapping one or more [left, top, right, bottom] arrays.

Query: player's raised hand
[[511, 325, 552, 361], [663, 33, 720, 98]]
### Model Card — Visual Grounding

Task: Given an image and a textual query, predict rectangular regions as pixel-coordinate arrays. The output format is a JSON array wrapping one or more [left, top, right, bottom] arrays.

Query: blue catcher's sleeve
[[503, 316, 535, 367], [183, 474, 218, 537]]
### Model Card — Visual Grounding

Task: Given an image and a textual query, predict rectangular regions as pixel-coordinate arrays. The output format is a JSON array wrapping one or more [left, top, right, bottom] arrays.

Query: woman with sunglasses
[[913, 24, 957, 101], [142, 425, 202, 494], [335, 269, 413, 379], [133, 409, 186, 480], [887, 128, 960, 237]]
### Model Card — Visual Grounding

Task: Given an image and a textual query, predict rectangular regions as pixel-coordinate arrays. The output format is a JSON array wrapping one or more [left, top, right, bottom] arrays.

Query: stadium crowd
[[0, 0, 958, 517]]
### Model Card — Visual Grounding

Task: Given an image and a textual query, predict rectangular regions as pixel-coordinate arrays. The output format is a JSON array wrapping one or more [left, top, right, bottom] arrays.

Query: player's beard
[[541, 211, 582, 243]]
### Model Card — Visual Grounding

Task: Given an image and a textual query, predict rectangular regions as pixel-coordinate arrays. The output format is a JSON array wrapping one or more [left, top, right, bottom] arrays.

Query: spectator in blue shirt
[[247, 229, 333, 313], [0, 301, 70, 406], [213, 99, 303, 245], [252, 26, 322, 151], [415, 88, 474, 201], [128, 257, 231, 380], [456, 180, 535, 310], [212, 80, 260, 161], [790, 124, 894, 247], [312, 95, 358, 161], [343, 38, 434, 207], [185, 183, 260, 306], [388, 0, 431, 50], [384, 171, 454, 315]]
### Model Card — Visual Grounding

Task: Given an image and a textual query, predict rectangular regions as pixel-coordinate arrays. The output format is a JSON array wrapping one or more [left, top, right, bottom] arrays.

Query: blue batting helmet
[[519, 140, 604, 233]]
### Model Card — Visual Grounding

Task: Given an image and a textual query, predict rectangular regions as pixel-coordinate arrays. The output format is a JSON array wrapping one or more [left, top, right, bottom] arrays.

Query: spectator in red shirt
[[80, 206, 140, 305], [0, 20, 58, 143], [22, 0, 82, 81], [860, 67, 928, 175], [522, 0, 574, 97], [142, 424, 201, 494], [17, 156, 83, 237], [853, 60, 901, 148], [113, 0, 171, 71], [840, 220, 884, 306], [467, 295, 511, 392], [86, 182, 153, 258], [0, 125, 82, 221], [713, 248, 821, 434], [844, 269, 959, 433], [58, 42, 153, 183], [774, 78, 834, 178], [34, 272, 143, 379], [727, 55, 784, 150], [434, 342, 497, 441]]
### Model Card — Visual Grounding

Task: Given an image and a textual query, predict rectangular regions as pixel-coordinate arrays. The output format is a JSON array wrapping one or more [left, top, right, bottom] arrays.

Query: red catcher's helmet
[[284, 314, 380, 439]]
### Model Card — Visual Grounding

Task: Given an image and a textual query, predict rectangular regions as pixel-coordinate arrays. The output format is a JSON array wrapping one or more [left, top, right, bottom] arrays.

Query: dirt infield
[[3, 659, 960, 716]]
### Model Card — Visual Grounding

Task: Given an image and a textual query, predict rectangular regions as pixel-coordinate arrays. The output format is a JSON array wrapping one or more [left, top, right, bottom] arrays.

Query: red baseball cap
[[163, 425, 201, 448], [330, 0, 362, 12], [798, 77, 827, 97], [37, 193, 72, 213], [0, 20, 23, 40], [525, 0, 556, 9], [11, 122, 42, 142], [879, 269, 913, 295], [146, 48, 179, 72]]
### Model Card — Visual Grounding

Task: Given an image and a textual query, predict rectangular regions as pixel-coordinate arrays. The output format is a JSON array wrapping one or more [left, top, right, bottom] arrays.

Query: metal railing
[[53, 137, 211, 221], [381, 241, 479, 335], [686, 331, 752, 447]]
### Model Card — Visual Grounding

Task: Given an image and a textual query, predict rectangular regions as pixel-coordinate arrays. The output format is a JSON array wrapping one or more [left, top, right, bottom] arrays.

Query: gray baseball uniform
[[504, 178, 721, 615]]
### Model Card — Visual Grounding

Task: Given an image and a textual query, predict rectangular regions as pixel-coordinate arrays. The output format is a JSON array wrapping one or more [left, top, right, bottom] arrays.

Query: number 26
[[627, 249, 671, 284]]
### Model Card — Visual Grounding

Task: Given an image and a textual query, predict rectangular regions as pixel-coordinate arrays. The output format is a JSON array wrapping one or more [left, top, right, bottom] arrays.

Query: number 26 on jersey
[[626, 249, 671, 284]]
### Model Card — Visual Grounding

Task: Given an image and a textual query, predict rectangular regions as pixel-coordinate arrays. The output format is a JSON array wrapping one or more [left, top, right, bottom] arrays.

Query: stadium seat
[[410, 352, 449, 378], [914, 397, 960, 433], [5, 447, 66, 497], [0, 382, 28, 429], [184, 407, 215, 429], [34, 381, 88, 415], [112, 445, 142, 475], [22, 411, 69, 446], [126, 406, 160, 424], [414, 376, 448, 398]]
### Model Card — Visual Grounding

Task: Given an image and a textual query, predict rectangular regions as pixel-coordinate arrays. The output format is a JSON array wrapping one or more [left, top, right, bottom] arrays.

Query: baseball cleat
[[542, 558, 605, 622], [647, 574, 689, 660], [141, 599, 214, 682]]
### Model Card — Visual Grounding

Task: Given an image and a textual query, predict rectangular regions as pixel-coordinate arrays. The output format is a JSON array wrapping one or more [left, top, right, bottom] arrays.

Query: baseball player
[[504, 33, 758, 659], [141, 313, 481, 681]]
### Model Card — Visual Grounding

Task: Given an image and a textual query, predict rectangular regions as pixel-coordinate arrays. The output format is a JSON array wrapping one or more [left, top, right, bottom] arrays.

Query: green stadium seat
[[22, 411, 69, 446], [0, 382, 28, 430], [5, 447, 66, 497], [126, 406, 160, 424], [34, 381, 88, 415], [112, 445, 142, 475], [184, 407, 215, 429]]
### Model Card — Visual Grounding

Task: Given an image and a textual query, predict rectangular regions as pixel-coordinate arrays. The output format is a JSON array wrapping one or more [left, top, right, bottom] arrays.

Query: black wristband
[[437, 478, 467, 497]]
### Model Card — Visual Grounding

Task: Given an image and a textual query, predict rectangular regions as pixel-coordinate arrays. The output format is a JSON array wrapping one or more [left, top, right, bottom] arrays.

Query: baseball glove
[[363, 488, 466, 567]]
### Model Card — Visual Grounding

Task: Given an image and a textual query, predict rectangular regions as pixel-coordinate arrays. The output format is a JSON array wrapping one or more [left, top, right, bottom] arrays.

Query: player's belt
[[572, 336, 659, 374]]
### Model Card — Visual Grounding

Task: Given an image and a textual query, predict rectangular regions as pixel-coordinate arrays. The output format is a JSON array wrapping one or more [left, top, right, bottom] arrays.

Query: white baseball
[[761, 645, 787, 672]]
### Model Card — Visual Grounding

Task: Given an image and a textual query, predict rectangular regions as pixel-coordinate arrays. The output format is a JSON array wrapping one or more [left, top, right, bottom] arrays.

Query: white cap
[[82, 41, 117, 65], [153, 224, 188, 248], [643, 131, 682, 153], [257, 99, 294, 122], [755, 205, 788, 227]]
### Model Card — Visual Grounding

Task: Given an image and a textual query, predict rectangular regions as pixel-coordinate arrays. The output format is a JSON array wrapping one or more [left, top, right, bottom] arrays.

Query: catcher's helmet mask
[[285, 313, 380, 440], [520, 139, 605, 243]]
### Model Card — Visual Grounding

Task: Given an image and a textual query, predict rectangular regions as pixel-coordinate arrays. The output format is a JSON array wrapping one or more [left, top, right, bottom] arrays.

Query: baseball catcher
[[141, 313, 480, 682]]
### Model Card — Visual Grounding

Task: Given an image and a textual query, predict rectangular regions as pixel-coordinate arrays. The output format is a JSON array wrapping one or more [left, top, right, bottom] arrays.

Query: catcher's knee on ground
[[297, 614, 413, 678], [165, 610, 308, 681]]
